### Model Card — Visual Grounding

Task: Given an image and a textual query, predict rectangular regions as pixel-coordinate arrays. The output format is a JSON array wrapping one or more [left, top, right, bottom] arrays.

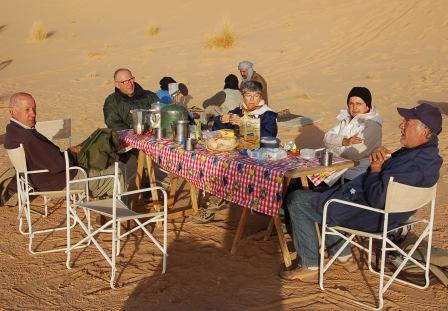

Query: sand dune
[[0, 0, 447, 310]]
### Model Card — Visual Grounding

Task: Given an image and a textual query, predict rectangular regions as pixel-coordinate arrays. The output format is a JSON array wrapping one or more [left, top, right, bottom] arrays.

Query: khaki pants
[[71, 165, 124, 199]]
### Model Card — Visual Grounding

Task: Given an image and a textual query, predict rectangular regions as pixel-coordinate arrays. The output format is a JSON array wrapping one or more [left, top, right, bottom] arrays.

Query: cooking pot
[[160, 104, 188, 137]]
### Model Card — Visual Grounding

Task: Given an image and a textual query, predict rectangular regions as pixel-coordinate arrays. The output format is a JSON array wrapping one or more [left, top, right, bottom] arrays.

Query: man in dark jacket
[[281, 103, 443, 282], [5, 92, 118, 198], [103, 68, 159, 131]]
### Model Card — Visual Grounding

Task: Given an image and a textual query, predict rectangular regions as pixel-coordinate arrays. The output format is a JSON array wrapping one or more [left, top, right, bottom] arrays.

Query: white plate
[[299, 148, 316, 160]]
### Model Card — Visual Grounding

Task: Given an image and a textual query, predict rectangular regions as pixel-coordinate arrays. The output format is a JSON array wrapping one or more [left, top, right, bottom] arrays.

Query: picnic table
[[117, 130, 355, 267]]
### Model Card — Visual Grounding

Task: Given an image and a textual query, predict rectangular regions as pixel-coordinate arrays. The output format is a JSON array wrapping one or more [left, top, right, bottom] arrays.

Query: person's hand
[[229, 114, 240, 126], [369, 146, 392, 173], [220, 113, 231, 123], [342, 134, 363, 146], [69, 145, 81, 154]]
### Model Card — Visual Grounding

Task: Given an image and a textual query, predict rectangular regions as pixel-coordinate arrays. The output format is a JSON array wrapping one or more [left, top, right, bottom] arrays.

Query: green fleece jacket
[[103, 83, 159, 131]]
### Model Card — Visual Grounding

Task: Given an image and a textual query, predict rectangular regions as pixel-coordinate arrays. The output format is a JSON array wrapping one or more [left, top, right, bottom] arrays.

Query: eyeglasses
[[116, 77, 135, 85], [243, 93, 261, 100]]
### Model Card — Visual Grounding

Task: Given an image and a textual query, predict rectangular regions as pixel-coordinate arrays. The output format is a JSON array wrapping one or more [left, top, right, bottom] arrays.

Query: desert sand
[[1, 0, 447, 310]]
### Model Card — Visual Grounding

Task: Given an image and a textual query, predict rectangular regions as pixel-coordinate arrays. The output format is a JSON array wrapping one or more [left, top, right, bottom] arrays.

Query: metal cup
[[185, 138, 196, 151], [320, 150, 333, 166], [156, 127, 163, 139]]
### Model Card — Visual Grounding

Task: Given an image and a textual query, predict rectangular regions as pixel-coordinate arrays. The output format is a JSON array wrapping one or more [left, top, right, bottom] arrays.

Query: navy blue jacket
[[313, 137, 443, 232], [212, 107, 278, 137]]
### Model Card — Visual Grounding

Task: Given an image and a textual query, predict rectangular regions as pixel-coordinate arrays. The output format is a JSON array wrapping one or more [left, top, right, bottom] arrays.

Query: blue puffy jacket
[[313, 137, 443, 232]]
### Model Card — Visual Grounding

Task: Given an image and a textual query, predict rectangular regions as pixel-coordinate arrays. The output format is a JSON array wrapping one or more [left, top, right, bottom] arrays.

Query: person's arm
[[363, 152, 423, 209], [340, 121, 382, 160], [323, 121, 345, 148], [25, 136, 66, 174], [260, 111, 278, 137], [203, 91, 226, 109], [103, 97, 129, 130]]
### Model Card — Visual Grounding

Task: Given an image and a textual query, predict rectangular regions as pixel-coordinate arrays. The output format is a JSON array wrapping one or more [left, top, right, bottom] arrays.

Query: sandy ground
[[1, 0, 447, 310]]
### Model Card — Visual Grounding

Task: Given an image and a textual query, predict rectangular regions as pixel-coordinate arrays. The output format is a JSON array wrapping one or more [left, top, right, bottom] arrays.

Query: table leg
[[230, 207, 250, 255], [189, 183, 199, 214], [167, 176, 179, 208], [300, 176, 309, 190], [131, 150, 146, 212], [264, 176, 292, 241], [273, 215, 292, 268], [145, 154, 159, 212]]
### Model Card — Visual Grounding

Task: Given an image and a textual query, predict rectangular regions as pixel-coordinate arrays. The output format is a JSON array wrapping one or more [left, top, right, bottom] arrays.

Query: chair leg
[[44, 196, 49, 217], [116, 223, 121, 256], [110, 219, 117, 289]]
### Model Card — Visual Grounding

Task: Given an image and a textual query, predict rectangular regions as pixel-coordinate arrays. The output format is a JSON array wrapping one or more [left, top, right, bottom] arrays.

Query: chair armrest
[[69, 174, 115, 184], [323, 198, 385, 215], [26, 169, 50, 175], [69, 166, 88, 178], [120, 186, 166, 197]]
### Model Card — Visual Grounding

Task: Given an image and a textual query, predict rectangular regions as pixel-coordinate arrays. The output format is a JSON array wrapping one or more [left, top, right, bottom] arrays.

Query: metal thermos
[[174, 120, 190, 144], [156, 127, 163, 139], [130, 109, 150, 134], [320, 149, 333, 166]]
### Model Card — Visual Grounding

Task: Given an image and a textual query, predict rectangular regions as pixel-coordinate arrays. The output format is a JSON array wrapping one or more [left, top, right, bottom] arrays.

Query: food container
[[300, 148, 316, 160], [205, 136, 238, 152], [320, 149, 333, 166], [260, 137, 280, 148]]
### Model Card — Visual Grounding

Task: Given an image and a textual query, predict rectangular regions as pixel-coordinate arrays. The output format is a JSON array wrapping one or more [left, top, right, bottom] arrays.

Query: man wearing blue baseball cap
[[281, 102, 443, 283]]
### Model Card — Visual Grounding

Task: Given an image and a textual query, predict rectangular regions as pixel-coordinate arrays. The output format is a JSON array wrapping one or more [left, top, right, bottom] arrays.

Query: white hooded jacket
[[324, 105, 383, 180]]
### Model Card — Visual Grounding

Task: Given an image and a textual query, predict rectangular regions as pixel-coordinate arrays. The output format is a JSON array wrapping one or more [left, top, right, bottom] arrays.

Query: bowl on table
[[300, 148, 316, 160]]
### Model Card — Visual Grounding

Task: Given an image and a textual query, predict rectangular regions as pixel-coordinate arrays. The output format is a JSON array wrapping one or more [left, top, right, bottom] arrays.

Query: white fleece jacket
[[323, 106, 383, 180]]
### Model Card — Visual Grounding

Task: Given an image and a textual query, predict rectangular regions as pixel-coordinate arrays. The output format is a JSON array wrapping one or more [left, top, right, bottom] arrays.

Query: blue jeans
[[286, 189, 351, 268]]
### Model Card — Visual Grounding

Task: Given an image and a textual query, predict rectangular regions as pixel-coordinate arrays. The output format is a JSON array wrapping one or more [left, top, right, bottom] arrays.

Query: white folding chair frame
[[65, 161, 168, 289], [319, 177, 437, 310], [7, 144, 89, 254]]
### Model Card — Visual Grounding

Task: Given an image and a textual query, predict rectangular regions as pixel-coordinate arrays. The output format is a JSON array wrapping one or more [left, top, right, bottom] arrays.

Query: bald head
[[113, 68, 135, 97], [9, 92, 37, 127]]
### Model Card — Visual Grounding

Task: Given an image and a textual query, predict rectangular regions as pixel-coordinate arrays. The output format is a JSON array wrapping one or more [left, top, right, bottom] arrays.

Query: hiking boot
[[279, 267, 318, 283]]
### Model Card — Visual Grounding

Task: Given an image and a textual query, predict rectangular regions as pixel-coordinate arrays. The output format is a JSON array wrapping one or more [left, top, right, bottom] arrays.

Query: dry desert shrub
[[205, 23, 235, 49], [86, 51, 105, 59], [296, 91, 312, 101], [86, 72, 98, 79], [30, 22, 47, 42], [147, 24, 159, 37]]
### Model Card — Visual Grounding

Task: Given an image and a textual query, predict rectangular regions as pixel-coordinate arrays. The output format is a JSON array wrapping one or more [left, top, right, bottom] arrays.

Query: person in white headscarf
[[238, 60, 268, 105]]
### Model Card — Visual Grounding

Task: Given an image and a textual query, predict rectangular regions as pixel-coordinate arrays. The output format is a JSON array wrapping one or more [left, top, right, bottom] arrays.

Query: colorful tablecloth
[[117, 130, 347, 217]]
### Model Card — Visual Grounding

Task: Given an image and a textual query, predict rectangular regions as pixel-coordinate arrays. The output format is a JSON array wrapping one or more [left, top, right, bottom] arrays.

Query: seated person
[[103, 68, 159, 131], [156, 76, 176, 104], [5, 92, 122, 198], [323, 86, 382, 182], [212, 80, 277, 137], [280, 103, 443, 283], [201, 74, 242, 125]]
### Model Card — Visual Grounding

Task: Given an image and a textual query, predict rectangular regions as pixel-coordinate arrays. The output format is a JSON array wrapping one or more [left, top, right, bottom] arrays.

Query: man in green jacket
[[103, 68, 159, 131]]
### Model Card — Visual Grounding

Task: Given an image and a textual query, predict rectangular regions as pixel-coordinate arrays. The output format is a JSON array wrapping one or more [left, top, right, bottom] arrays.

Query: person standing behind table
[[103, 68, 159, 131], [212, 80, 277, 137], [280, 103, 443, 283], [238, 60, 268, 106], [156, 76, 177, 104], [323, 87, 382, 182], [201, 74, 243, 126]]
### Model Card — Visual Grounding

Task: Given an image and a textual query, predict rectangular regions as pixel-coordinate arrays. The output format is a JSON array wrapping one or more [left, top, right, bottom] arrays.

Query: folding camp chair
[[65, 159, 168, 289], [319, 177, 437, 310], [6, 144, 88, 254]]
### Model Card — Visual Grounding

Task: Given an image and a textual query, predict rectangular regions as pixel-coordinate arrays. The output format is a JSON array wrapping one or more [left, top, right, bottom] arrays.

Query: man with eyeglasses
[[103, 68, 159, 131], [280, 103, 443, 283]]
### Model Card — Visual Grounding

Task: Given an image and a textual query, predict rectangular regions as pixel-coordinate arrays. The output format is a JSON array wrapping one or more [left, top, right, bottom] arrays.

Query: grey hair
[[416, 119, 437, 140], [240, 80, 263, 94], [9, 92, 33, 108], [113, 68, 131, 80]]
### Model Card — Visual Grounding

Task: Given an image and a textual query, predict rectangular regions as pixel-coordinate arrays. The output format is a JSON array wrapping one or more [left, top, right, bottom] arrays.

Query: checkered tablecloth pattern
[[117, 130, 347, 216]]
